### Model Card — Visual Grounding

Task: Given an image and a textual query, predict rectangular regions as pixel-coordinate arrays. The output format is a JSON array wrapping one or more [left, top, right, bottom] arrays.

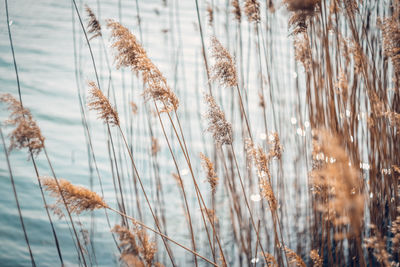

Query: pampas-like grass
[[310, 250, 322, 267], [231, 0, 241, 22], [244, 0, 260, 23], [87, 81, 120, 126], [107, 20, 179, 113], [112, 224, 160, 267], [41, 177, 107, 214], [199, 152, 219, 193], [204, 94, 233, 146], [284, 0, 319, 35], [85, 5, 102, 40], [261, 252, 277, 267], [284, 247, 306, 267], [310, 130, 364, 235], [210, 37, 237, 88], [0, 93, 44, 155]]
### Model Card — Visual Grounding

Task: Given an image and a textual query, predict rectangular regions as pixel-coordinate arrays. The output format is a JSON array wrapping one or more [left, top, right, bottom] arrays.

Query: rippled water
[[0, 0, 300, 266]]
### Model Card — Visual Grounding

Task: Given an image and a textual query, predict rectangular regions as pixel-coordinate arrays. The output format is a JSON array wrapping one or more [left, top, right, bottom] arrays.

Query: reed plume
[[0, 93, 44, 155], [365, 225, 392, 267], [260, 178, 277, 211], [199, 152, 219, 193], [130, 101, 138, 115], [310, 130, 364, 235], [85, 5, 102, 40], [284, 0, 319, 35], [284, 247, 306, 267], [245, 139, 278, 210], [41, 177, 107, 214], [151, 137, 160, 156], [113, 224, 160, 267], [204, 94, 233, 146], [246, 136, 282, 178], [310, 250, 322, 267], [244, 0, 260, 23], [107, 20, 178, 112], [261, 253, 277, 267], [294, 33, 312, 72], [231, 0, 241, 22], [207, 4, 213, 27], [87, 81, 120, 126], [210, 37, 237, 88], [268, 132, 283, 160], [112, 225, 141, 266]]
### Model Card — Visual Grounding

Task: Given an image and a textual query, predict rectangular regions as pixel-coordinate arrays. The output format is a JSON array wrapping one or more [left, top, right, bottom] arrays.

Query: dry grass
[[4, 1, 400, 266]]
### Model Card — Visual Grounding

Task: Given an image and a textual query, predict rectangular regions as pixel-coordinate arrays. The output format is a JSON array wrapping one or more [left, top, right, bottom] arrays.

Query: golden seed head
[[200, 152, 219, 193], [204, 94, 233, 146], [107, 20, 179, 113], [231, 0, 241, 22], [87, 81, 120, 126], [113, 224, 158, 267], [210, 36, 238, 88], [85, 5, 102, 40], [244, 0, 260, 23], [0, 93, 45, 155], [41, 177, 107, 215]]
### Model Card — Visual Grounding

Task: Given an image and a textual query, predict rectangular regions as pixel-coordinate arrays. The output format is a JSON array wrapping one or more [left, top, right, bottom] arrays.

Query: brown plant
[[113, 224, 159, 267], [0, 93, 44, 155], [210, 37, 238, 88], [231, 0, 241, 22], [200, 152, 219, 193], [310, 249, 322, 267], [85, 5, 102, 40], [204, 94, 233, 146], [87, 81, 120, 126], [285, 247, 306, 267], [107, 20, 179, 112], [244, 0, 260, 23], [41, 177, 107, 215]]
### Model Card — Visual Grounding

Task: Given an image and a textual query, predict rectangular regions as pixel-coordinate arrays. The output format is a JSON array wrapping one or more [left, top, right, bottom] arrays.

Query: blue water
[[0, 0, 301, 266]]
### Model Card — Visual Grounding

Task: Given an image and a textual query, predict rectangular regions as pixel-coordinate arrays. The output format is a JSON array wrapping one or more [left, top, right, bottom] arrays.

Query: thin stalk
[[108, 207, 218, 266], [43, 147, 88, 267], [4, 0, 63, 263], [117, 125, 177, 267], [1, 128, 36, 267]]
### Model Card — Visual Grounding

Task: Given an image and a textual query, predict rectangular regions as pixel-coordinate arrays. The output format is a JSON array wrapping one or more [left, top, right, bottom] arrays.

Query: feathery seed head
[[113, 224, 158, 267], [310, 250, 323, 267], [41, 177, 107, 214], [285, 247, 306, 267], [85, 5, 102, 40], [231, 0, 241, 22], [87, 81, 120, 126], [260, 178, 277, 211], [200, 152, 219, 193], [244, 0, 260, 23], [107, 20, 179, 112], [204, 94, 233, 146], [0, 93, 44, 155], [210, 37, 238, 87]]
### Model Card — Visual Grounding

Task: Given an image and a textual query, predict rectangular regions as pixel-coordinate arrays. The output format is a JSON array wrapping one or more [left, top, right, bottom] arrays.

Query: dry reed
[[41, 177, 108, 214], [107, 20, 179, 113], [204, 94, 233, 146], [0, 93, 44, 155], [87, 81, 120, 126]]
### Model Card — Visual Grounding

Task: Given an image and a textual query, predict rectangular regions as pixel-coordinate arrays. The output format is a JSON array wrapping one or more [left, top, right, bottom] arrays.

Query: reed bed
[[1, 0, 400, 266]]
